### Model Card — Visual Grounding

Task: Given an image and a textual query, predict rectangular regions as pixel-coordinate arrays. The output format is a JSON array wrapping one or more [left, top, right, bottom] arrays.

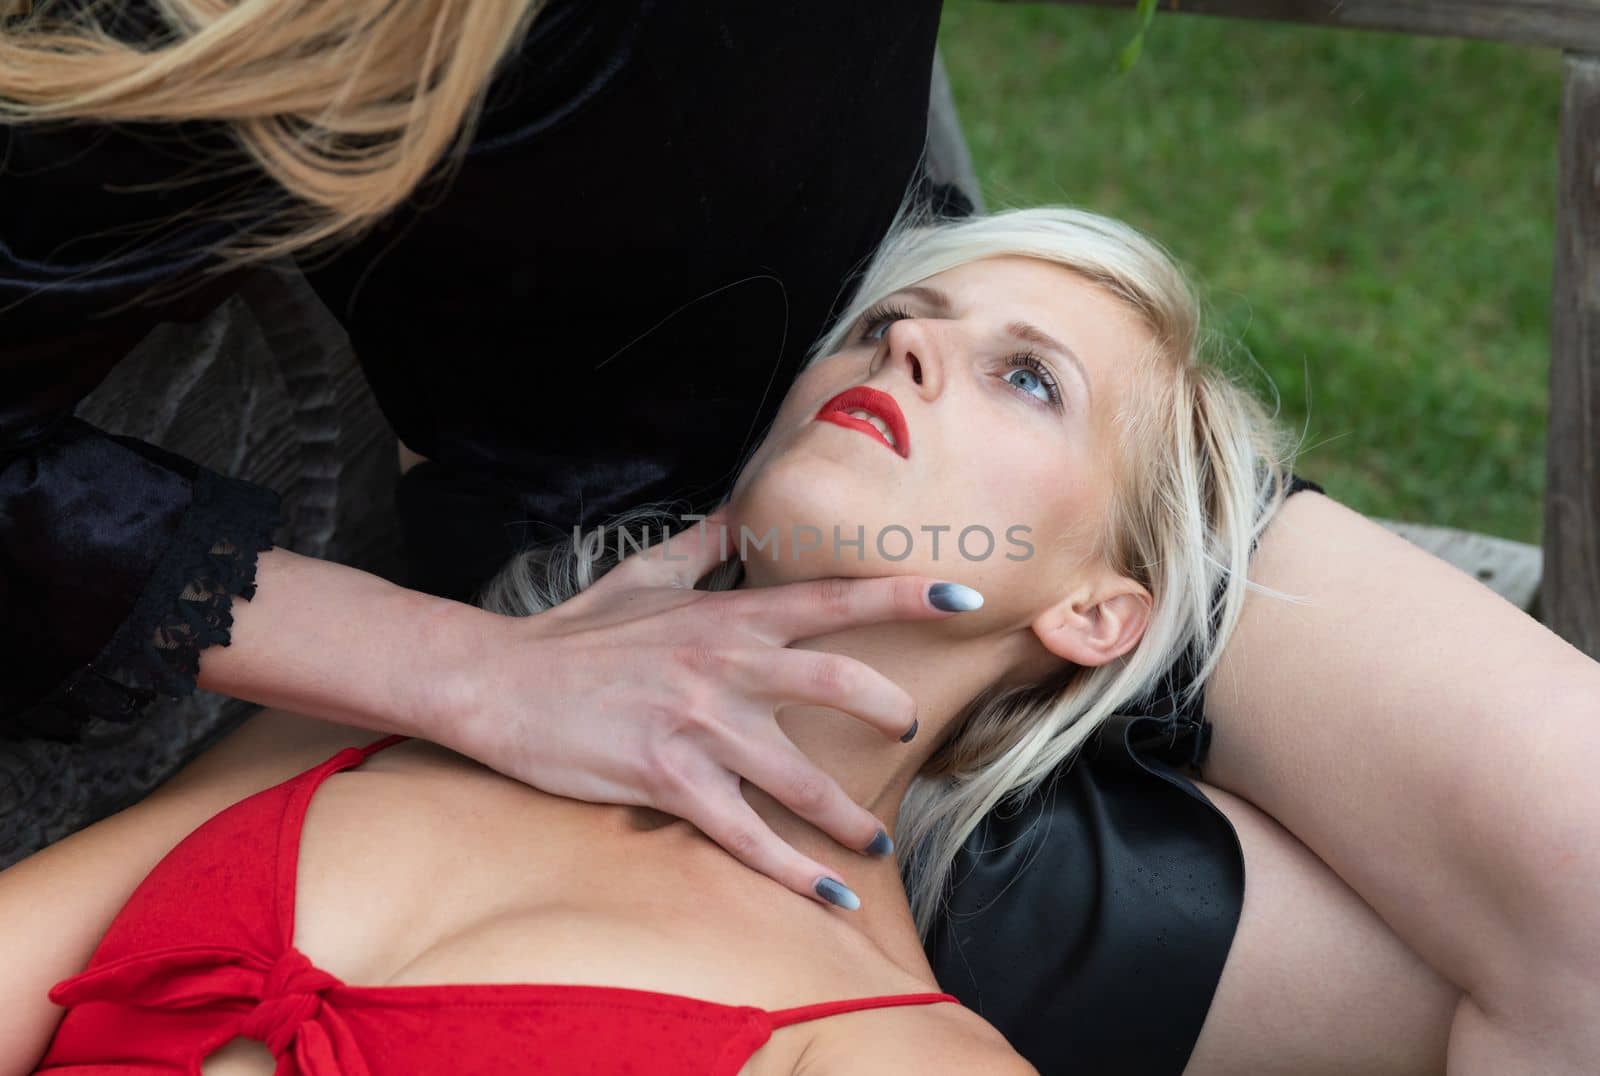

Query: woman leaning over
[[4, 3, 1600, 1073]]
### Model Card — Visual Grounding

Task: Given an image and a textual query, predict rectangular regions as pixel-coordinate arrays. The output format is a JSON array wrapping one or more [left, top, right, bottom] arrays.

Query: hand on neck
[[719, 600, 1056, 979]]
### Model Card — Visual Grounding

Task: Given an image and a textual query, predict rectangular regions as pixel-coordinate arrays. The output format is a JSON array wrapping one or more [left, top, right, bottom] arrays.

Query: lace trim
[[13, 470, 283, 740]]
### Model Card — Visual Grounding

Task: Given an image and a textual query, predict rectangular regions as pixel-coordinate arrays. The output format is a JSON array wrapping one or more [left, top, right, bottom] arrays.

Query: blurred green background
[[937, 2, 1562, 543]]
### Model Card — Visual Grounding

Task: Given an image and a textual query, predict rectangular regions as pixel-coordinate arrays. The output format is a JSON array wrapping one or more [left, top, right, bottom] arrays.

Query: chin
[[727, 455, 915, 585]]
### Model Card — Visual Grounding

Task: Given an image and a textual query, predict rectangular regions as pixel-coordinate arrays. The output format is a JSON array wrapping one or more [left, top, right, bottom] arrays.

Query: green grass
[[938, 3, 1561, 543]]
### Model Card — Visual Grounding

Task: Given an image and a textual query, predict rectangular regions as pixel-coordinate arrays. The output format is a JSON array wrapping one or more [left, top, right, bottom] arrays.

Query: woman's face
[[728, 254, 1155, 641]]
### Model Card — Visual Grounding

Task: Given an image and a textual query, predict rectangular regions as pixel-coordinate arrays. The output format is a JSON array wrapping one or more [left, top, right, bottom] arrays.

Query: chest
[[202, 767, 892, 1072]]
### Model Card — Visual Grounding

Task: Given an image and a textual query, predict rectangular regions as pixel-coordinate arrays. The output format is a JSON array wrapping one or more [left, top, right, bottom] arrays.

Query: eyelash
[[854, 302, 1065, 412]]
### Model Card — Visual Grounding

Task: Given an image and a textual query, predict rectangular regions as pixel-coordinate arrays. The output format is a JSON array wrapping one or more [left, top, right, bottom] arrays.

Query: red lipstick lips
[[814, 386, 910, 459]]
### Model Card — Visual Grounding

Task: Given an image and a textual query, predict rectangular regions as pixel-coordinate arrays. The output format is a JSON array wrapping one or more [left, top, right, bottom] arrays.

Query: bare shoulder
[[0, 708, 381, 1067], [147, 706, 385, 810], [4, 707, 379, 903], [800, 1000, 1036, 1075], [8, 706, 378, 877]]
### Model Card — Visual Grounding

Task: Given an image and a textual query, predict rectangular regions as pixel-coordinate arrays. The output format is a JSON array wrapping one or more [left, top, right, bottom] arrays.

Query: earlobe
[[1032, 584, 1151, 668]]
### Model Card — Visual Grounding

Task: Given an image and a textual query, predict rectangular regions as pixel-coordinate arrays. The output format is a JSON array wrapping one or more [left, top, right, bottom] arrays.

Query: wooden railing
[[1010, 0, 1600, 659]]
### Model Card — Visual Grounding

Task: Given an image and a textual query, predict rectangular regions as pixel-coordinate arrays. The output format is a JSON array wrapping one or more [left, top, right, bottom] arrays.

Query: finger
[[749, 576, 984, 647], [744, 648, 918, 743], [677, 771, 864, 910], [723, 732, 895, 861], [600, 505, 734, 591]]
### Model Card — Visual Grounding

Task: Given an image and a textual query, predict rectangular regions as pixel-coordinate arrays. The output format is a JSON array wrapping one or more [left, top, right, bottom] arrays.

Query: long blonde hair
[[478, 204, 1311, 936], [1, 0, 546, 265]]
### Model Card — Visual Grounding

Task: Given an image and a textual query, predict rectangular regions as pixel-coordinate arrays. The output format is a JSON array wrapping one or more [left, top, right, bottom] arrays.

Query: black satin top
[[2, 3, 1327, 1071]]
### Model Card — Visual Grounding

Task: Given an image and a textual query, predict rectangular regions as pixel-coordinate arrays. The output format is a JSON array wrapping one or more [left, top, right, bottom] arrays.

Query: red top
[[37, 734, 957, 1074]]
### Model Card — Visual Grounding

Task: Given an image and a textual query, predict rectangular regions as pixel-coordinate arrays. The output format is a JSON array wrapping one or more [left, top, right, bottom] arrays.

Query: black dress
[[0, 3, 1323, 1072]]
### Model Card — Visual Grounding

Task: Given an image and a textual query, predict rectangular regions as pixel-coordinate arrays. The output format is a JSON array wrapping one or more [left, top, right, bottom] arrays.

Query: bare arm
[[0, 708, 368, 1074], [1184, 779, 1456, 1074], [0, 801, 200, 1073], [1202, 491, 1600, 1072], [195, 546, 481, 739]]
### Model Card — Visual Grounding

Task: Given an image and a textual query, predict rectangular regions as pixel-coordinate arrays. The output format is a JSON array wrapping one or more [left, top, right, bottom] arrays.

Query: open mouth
[[813, 386, 910, 459]]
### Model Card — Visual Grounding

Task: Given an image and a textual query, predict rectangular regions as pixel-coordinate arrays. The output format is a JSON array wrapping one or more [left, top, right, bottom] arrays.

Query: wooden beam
[[1021, 2, 1600, 53], [1545, 52, 1600, 659]]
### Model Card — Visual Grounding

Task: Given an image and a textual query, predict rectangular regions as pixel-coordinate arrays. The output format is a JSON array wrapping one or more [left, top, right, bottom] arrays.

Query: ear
[[1031, 577, 1151, 668]]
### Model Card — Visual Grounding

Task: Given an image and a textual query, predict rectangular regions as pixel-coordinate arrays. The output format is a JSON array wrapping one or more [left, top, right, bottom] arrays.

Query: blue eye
[[1003, 353, 1063, 410]]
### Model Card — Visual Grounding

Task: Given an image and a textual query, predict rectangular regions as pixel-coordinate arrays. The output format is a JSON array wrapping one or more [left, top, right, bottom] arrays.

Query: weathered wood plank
[[1545, 52, 1600, 659], [1022, 1, 1600, 52]]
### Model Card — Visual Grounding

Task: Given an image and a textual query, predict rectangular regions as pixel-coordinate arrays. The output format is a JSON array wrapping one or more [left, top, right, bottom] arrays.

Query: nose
[[869, 316, 944, 401]]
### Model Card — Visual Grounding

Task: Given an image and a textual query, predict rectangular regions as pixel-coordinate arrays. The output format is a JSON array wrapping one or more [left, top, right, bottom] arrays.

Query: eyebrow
[[886, 285, 1093, 409]]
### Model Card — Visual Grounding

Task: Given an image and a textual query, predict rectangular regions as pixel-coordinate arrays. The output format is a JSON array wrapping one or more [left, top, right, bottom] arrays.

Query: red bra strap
[[357, 733, 412, 758], [272, 733, 416, 940], [766, 992, 959, 1029]]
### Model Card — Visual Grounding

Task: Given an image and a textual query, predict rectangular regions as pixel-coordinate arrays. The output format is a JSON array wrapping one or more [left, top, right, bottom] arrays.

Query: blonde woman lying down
[[6, 207, 1598, 1075]]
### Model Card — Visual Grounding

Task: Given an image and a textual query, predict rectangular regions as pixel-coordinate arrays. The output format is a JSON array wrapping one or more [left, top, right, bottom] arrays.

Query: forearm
[[197, 547, 497, 745]]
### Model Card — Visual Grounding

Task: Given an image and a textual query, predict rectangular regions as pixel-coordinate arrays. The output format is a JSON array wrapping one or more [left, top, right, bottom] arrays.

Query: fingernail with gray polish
[[928, 582, 984, 612], [815, 877, 861, 910], [899, 718, 919, 743], [864, 829, 894, 856]]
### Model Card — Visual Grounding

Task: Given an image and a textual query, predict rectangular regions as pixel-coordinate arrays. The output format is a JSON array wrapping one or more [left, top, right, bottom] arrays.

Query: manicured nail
[[928, 582, 984, 612], [864, 829, 894, 856], [815, 877, 861, 910], [899, 718, 919, 743]]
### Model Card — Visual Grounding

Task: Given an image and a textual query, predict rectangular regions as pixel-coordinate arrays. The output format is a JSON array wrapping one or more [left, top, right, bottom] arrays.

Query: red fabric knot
[[238, 947, 342, 1055], [47, 943, 371, 1076]]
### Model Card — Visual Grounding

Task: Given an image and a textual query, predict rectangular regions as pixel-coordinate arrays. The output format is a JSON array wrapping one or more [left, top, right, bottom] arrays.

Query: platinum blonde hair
[[478, 203, 1309, 937]]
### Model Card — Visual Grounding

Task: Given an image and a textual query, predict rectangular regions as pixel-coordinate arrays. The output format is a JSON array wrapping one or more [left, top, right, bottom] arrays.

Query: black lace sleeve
[[1, 420, 285, 740], [0, 410, 285, 742], [2, 103, 283, 741]]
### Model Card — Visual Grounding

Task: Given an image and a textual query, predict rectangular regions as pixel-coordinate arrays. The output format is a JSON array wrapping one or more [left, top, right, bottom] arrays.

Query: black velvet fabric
[[2, 420, 193, 701], [1, 0, 943, 726], [2, 2, 283, 733], [314, 0, 949, 590], [0, 2, 1333, 1070]]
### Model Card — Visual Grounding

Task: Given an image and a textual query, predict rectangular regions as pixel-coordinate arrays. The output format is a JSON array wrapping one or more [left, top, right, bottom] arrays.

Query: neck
[[737, 598, 1051, 983]]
